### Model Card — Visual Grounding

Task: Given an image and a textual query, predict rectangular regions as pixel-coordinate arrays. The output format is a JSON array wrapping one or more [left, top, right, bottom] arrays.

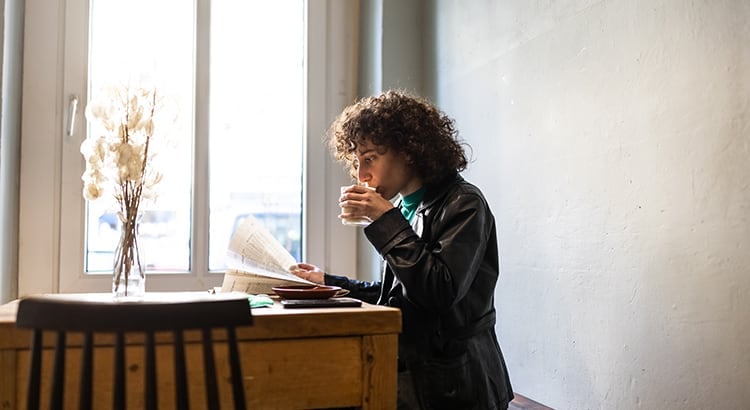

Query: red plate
[[271, 285, 342, 300]]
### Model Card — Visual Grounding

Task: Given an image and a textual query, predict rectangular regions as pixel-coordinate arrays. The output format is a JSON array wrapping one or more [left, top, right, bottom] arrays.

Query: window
[[83, 0, 196, 274], [20, 0, 360, 294], [82, 1, 304, 276]]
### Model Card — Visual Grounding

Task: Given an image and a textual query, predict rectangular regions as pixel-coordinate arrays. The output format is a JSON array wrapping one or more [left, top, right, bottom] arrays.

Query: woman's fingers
[[290, 263, 325, 284], [294, 262, 317, 271]]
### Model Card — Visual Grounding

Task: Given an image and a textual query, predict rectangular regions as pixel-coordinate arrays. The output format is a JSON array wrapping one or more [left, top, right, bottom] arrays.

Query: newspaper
[[221, 214, 315, 294]]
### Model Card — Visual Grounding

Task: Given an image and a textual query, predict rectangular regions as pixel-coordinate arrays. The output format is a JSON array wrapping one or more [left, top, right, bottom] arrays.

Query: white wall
[[422, 0, 750, 408]]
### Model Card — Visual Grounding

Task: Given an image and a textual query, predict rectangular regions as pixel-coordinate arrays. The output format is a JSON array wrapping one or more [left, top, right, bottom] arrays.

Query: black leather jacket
[[326, 174, 513, 409]]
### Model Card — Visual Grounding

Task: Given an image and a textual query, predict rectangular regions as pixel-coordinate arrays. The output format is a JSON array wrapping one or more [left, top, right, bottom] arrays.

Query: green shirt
[[400, 187, 425, 223]]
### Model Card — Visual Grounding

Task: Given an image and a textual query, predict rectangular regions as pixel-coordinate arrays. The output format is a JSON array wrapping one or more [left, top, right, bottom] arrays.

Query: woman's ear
[[403, 152, 414, 165]]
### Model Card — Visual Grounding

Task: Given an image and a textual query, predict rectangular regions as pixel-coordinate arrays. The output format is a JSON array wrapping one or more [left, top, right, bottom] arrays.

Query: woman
[[292, 90, 513, 409]]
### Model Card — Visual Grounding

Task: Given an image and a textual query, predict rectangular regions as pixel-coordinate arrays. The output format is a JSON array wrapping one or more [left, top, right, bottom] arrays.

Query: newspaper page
[[221, 213, 314, 294]]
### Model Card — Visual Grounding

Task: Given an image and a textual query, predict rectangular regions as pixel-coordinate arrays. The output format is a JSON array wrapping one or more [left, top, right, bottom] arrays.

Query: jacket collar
[[418, 173, 463, 212]]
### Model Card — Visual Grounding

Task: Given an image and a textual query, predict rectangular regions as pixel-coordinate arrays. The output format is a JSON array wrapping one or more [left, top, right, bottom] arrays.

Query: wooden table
[[0, 292, 401, 409]]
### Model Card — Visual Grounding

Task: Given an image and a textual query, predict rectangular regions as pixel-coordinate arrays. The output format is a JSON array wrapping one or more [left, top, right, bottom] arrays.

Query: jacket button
[[387, 296, 400, 307]]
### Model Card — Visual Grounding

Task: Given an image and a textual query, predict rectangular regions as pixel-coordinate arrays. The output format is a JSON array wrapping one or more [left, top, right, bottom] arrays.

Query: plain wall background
[[411, 0, 749, 408]]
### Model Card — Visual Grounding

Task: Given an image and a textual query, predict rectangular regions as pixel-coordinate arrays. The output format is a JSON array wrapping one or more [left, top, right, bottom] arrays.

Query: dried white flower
[[83, 182, 103, 201], [80, 82, 172, 211]]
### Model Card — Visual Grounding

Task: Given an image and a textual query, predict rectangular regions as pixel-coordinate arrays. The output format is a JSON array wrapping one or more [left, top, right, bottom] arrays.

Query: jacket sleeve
[[324, 273, 382, 305], [364, 191, 491, 311]]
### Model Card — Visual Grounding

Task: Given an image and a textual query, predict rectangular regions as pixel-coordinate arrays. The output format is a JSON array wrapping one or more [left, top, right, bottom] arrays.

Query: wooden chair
[[15, 293, 253, 410]]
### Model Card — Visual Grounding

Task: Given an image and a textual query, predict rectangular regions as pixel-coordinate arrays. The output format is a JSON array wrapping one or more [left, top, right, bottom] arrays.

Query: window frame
[[19, 0, 360, 296]]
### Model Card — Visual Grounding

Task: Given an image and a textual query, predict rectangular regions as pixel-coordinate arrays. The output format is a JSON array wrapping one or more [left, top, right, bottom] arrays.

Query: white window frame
[[19, 0, 360, 296]]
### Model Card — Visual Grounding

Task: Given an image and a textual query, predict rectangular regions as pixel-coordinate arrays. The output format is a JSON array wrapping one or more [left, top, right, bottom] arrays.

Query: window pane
[[208, 1, 305, 270], [84, 0, 194, 273]]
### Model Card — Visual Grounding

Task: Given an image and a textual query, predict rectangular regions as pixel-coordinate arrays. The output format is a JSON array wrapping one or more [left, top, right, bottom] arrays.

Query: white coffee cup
[[340, 184, 376, 226]]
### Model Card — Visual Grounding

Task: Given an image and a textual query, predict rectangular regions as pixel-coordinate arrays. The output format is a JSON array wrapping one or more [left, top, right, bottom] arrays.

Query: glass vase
[[112, 211, 146, 298]]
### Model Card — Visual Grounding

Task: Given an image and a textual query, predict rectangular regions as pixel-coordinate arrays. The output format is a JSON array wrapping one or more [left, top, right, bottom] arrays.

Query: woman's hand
[[290, 262, 325, 284], [340, 185, 394, 222]]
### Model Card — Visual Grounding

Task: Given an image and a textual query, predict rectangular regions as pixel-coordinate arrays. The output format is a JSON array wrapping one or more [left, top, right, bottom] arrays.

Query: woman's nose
[[357, 167, 370, 183]]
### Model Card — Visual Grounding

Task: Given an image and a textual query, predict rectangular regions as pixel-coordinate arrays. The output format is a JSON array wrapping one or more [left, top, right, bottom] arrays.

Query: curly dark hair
[[327, 90, 469, 185]]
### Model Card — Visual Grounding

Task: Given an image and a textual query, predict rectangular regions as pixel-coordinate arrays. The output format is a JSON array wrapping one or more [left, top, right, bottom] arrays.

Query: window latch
[[67, 94, 79, 137]]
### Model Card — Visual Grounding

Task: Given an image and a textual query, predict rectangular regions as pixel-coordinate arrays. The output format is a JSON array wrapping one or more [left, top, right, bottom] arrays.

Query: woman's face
[[354, 139, 421, 200]]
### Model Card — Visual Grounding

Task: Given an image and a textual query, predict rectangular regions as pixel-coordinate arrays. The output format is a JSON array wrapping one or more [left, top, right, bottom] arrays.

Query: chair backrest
[[16, 293, 253, 410]]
